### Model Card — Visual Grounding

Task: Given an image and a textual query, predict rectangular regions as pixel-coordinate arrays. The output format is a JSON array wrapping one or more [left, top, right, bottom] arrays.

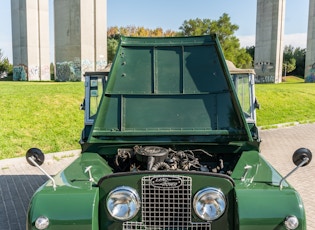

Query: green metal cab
[[27, 35, 311, 230]]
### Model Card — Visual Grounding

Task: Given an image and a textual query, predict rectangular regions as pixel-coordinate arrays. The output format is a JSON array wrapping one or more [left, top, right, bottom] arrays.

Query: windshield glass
[[234, 74, 251, 118], [89, 77, 104, 119]]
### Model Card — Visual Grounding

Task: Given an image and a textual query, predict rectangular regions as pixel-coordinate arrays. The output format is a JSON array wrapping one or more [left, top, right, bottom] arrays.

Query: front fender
[[27, 152, 113, 230], [27, 186, 99, 230], [236, 188, 306, 230]]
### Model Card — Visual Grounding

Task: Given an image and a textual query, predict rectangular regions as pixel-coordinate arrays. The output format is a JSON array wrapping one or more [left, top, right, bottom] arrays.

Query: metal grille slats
[[123, 175, 211, 230]]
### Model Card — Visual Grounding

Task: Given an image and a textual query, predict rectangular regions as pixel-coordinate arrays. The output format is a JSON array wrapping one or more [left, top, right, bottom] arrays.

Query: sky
[[0, 0, 310, 63]]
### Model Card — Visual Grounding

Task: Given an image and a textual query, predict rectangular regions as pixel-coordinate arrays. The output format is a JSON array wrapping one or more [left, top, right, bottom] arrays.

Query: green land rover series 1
[[26, 35, 312, 230]]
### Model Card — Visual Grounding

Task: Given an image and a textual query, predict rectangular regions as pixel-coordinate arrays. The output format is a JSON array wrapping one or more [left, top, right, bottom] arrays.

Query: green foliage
[[0, 49, 13, 75], [178, 18, 212, 36], [179, 14, 252, 68], [290, 47, 306, 77], [245, 46, 255, 66], [245, 44, 305, 77], [107, 38, 119, 63], [282, 45, 307, 77], [283, 45, 297, 75], [223, 37, 252, 68], [50, 63, 54, 74], [106, 14, 253, 67], [283, 58, 296, 76], [50, 63, 55, 80], [107, 26, 179, 63]]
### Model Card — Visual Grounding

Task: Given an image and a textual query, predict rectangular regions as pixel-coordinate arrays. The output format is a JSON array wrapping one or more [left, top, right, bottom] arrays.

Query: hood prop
[[84, 166, 96, 183]]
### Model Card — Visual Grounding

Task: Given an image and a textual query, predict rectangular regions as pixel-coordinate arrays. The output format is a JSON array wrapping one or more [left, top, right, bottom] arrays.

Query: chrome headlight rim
[[106, 186, 140, 221], [193, 187, 226, 221]]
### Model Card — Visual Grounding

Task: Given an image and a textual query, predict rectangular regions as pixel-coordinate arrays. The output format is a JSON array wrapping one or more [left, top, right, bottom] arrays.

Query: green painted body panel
[[27, 153, 113, 229], [27, 35, 306, 229], [91, 35, 252, 143], [27, 187, 99, 230], [232, 151, 306, 229], [236, 189, 305, 229]]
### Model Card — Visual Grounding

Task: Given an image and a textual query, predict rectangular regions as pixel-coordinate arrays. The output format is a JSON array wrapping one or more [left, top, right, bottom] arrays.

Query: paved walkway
[[0, 150, 81, 230], [1, 124, 314, 229], [259, 124, 315, 229]]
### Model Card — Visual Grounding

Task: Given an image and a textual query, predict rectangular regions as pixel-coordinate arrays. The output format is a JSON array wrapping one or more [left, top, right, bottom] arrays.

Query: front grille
[[123, 175, 211, 230]]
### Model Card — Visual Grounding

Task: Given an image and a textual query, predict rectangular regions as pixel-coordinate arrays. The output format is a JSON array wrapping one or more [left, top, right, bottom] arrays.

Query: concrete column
[[54, 0, 107, 81], [37, 0, 51, 81], [94, 0, 107, 71], [254, 0, 286, 83], [11, 0, 50, 81], [305, 0, 315, 82]]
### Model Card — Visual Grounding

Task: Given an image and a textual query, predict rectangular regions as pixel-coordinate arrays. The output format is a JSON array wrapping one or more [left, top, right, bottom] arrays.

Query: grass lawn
[[256, 77, 315, 127], [1, 79, 315, 159], [0, 82, 84, 159]]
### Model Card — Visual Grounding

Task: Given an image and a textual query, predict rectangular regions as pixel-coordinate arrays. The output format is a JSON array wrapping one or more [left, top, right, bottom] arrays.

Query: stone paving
[[0, 150, 81, 230], [259, 124, 315, 229], [0, 124, 314, 229]]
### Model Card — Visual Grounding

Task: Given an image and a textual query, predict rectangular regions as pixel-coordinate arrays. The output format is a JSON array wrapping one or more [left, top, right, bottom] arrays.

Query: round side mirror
[[26, 148, 45, 166], [292, 148, 312, 167]]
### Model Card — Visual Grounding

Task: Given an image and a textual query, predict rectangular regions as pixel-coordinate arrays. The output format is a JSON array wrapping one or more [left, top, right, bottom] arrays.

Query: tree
[[282, 45, 297, 76], [246, 45, 306, 77], [283, 59, 296, 76], [245, 46, 255, 60], [50, 63, 55, 80], [106, 14, 253, 67], [107, 26, 178, 63], [107, 26, 121, 40], [107, 38, 119, 63], [290, 47, 306, 77], [0, 49, 13, 75], [179, 14, 252, 68], [179, 18, 212, 36]]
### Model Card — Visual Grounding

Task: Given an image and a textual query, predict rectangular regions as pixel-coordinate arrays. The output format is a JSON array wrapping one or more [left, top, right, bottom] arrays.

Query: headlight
[[284, 215, 299, 229], [106, 186, 140, 221], [35, 216, 49, 229], [193, 187, 226, 221]]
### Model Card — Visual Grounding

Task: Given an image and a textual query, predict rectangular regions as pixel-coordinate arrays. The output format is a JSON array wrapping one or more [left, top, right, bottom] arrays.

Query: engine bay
[[112, 145, 240, 175]]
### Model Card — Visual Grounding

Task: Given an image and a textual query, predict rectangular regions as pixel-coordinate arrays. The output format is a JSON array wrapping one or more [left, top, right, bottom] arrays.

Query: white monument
[[305, 0, 315, 82], [11, 0, 50, 81], [254, 0, 286, 83], [54, 0, 107, 81]]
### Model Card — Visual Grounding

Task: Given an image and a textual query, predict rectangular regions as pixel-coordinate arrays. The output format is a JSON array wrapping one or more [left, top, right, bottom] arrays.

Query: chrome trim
[[123, 175, 211, 229]]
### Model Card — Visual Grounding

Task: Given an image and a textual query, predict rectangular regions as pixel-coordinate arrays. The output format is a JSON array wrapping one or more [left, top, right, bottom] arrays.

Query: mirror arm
[[279, 157, 309, 190], [28, 157, 57, 191]]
